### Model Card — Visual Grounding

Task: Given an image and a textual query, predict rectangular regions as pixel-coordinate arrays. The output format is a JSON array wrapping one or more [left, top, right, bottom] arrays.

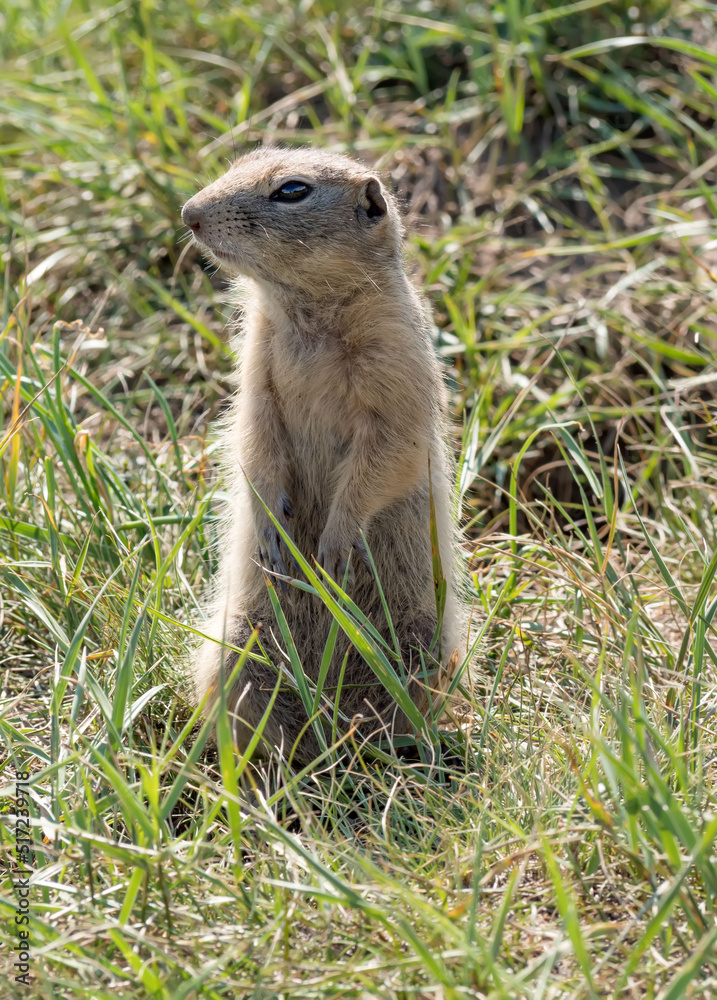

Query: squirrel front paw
[[255, 490, 297, 581], [317, 517, 370, 586]]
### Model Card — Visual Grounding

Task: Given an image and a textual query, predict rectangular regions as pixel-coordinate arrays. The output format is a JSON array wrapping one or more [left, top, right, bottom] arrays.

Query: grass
[[2, 0, 717, 996]]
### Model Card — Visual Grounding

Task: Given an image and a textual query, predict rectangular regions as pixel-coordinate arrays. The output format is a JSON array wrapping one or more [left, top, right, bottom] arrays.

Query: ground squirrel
[[182, 146, 461, 762]]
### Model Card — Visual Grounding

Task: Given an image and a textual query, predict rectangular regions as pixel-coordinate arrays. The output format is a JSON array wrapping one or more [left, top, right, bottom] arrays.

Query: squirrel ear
[[361, 177, 388, 220]]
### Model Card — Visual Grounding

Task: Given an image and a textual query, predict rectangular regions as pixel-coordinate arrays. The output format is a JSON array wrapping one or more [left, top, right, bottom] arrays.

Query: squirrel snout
[[181, 200, 203, 231]]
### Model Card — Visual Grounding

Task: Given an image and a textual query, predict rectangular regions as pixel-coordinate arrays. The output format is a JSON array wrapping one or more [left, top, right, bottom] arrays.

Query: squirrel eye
[[270, 180, 312, 202]]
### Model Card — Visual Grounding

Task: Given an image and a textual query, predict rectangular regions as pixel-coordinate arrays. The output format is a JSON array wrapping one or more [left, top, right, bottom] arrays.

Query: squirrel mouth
[[203, 245, 243, 269]]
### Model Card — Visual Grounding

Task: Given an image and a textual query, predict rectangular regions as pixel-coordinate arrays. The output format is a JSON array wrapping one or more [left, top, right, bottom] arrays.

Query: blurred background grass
[[2, 1, 717, 997]]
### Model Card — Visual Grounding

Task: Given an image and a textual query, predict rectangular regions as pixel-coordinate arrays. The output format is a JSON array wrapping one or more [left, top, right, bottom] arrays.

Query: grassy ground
[[2, 0, 717, 996]]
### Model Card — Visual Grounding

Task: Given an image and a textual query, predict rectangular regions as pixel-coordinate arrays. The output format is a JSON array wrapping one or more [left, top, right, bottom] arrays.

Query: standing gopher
[[182, 146, 460, 761]]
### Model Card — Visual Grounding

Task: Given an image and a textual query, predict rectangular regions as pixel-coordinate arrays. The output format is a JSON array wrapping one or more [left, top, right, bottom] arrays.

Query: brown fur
[[182, 146, 461, 761]]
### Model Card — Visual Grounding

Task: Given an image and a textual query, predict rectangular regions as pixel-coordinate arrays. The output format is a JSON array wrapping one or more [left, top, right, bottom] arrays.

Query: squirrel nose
[[182, 200, 203, 231]]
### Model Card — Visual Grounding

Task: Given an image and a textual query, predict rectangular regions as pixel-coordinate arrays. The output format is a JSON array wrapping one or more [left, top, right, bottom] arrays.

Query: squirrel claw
[[259, 525, 291, 588], [317, 530, 370, 588]]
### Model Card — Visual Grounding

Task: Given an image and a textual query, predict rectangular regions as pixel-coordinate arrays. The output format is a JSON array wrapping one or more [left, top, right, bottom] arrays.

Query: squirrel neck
[[250, 271, 412, 343]]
